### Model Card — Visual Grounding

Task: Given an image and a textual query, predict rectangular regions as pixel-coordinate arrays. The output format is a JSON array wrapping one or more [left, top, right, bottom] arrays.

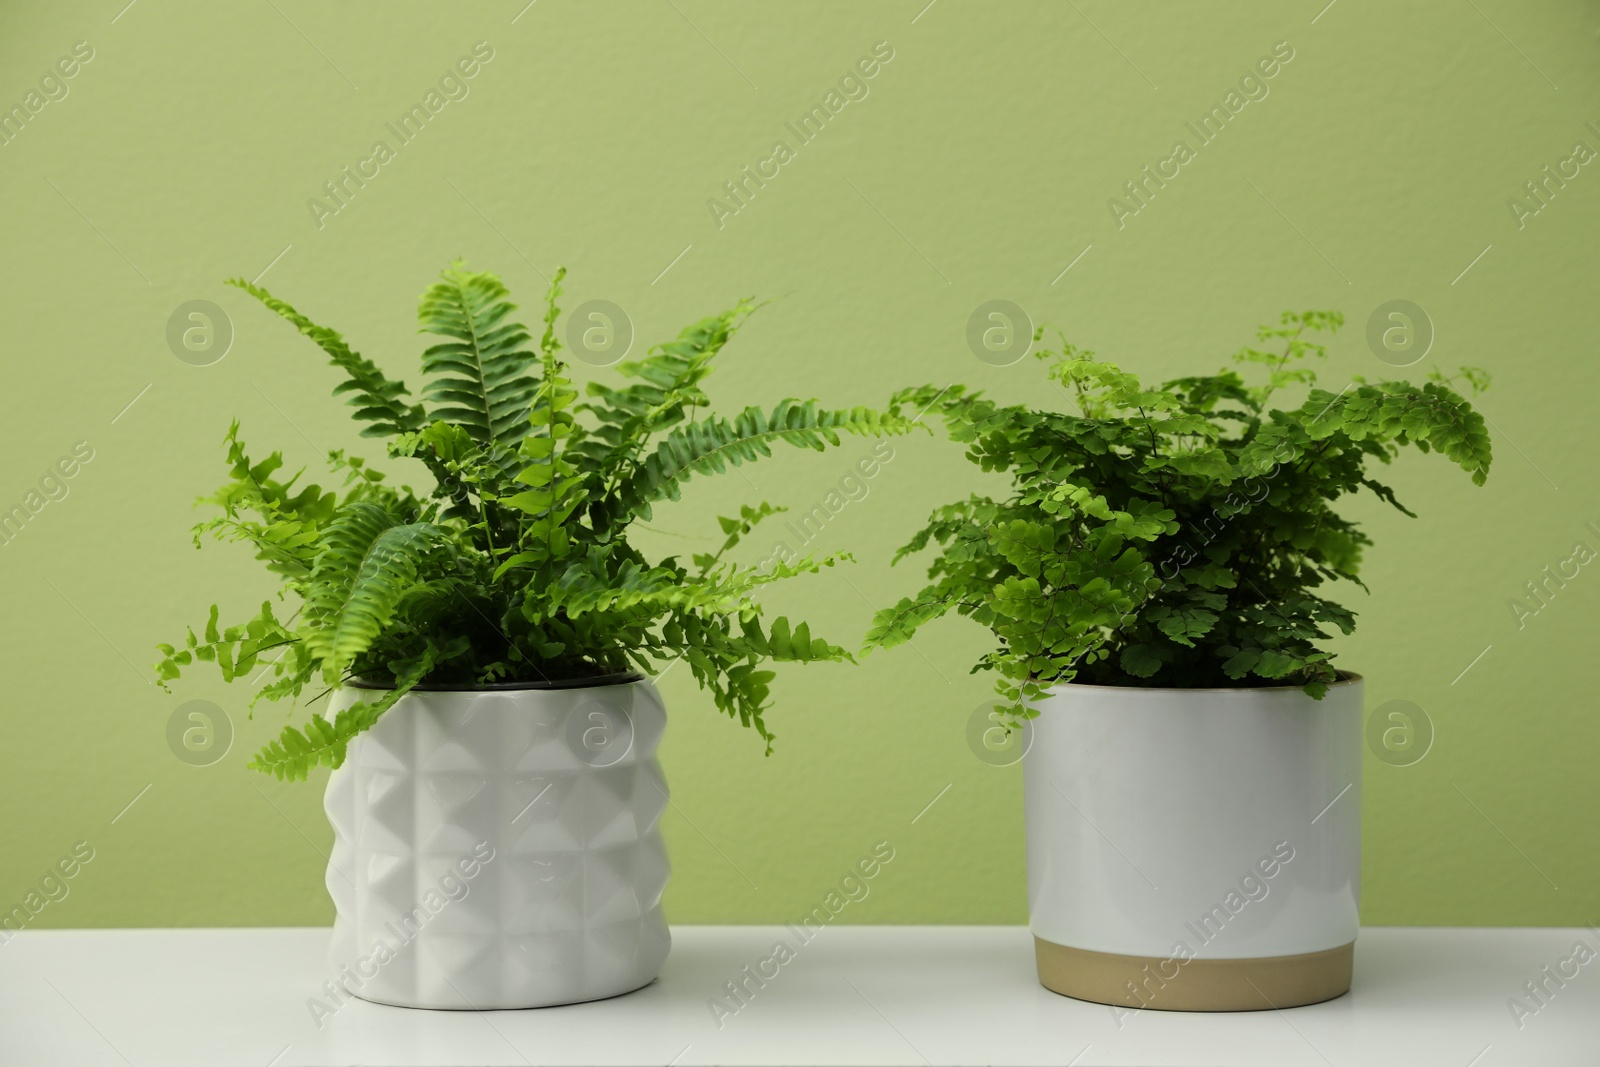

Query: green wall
[[1, 0, 1595, 930]]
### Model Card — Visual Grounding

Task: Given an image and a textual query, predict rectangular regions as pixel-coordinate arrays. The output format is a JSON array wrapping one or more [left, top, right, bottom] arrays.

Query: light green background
[[1, 1, 1595, 930]]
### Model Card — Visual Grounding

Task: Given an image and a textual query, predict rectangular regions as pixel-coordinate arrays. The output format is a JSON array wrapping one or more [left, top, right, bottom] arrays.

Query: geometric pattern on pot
[[324, 678, 670, 1009]]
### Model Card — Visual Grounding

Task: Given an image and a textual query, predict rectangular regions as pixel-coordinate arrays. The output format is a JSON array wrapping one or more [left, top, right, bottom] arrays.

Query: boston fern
[[867, 312, 1492, 711], [157, 263, 912, 780]]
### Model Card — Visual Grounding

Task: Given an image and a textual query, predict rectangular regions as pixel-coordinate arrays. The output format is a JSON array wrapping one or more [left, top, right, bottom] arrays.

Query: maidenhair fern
[[159, 262, 913, 780], [868, 312, 1493, 712]]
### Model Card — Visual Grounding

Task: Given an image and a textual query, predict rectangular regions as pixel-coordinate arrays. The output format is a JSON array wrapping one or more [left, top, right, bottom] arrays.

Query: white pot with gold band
[[1023, 675, 1363, 1011]]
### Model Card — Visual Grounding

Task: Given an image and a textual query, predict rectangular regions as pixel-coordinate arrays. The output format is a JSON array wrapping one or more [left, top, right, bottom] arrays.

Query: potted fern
[[157, 264, 909, 1010], [869, 313, 1492, 1011]]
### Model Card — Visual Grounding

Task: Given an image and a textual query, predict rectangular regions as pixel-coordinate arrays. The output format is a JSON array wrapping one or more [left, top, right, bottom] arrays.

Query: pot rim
[[345, 670, 645, 693], [1038, 671, 1363, 695]]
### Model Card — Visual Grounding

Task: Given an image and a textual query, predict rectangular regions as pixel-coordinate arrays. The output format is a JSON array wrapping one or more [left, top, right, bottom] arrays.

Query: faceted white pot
[[322, 675, 671, 1010], [1023, 676, 1362, 1012]]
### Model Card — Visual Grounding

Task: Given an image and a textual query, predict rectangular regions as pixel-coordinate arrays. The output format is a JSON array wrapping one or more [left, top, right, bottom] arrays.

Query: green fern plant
[[867, 311, 1493, 714], [158, 263, 913, 780]]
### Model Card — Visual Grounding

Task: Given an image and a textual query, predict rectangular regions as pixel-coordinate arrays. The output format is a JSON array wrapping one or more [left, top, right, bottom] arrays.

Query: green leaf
[[862, 593, 954, 651], [1156, 608, 1218, 647], [504, 275, 587, 563], [301, 502, 446, 683], [1119, 644, 1165, 678], [576, 301, 754, 491], [1220, 647, 1260, 679], [742, 615, 852, 663], [249, 643, 447, 781], [612, 402, 914, 523], [417, 263, 539, 453], [875, 309, 1490, 701], [697, 502, 786, 573], [171, 263, 959, 774], [226, 279, 425, 438]]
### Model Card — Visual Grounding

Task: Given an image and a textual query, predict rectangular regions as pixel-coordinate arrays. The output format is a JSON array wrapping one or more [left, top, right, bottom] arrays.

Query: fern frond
[[738, 615, 853, 664], [192, 422, 338, 578], [694, 502, 786, 573], [301, 502, 447, 682], [546, 557, 688, 617], [862, 591, 960, 652], [226, 279, 425, 438], [577, 301, 754, 481], [388, 420, 496, 533], [155, 601, 296, 688], [500, 270, 587, 563], [611, 402, 915, 523], [184, 264, 900, 768], [248, 643, 444, 781], [1304, 381, 1493, 485], [417, 263, 539, 454]]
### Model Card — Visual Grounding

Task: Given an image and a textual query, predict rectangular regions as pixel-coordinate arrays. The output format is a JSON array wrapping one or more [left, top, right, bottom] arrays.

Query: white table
[[1, 926, 1594, 1065]]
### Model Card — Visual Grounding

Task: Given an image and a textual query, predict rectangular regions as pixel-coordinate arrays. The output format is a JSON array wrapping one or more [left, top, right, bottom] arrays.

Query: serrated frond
[[417, 264, 539, 454], [248, 643, 445, 781], [227, 279, 425, 438], [301, 502, 448, 682], [175, 264, 902, 775], [610, 402, 915, 525]]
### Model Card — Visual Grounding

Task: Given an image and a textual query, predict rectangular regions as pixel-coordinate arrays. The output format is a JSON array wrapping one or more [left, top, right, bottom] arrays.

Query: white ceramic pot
[[322, 674, 671, 1010], [1023, 676, 1362, 1011]]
